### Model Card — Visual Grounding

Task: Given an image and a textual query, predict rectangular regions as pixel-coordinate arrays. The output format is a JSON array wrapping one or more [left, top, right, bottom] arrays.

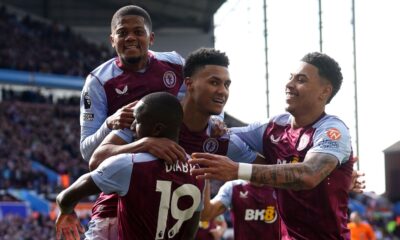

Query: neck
[[291, 108, 325, 129], [120, 56, 149, 72], [181, 99, 210, 132]]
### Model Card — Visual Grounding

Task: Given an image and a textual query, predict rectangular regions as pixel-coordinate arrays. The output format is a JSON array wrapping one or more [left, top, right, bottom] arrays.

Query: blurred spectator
[[348, 211, 376, 240], [0, 213, 55, 240], [0, 91, 87, 199], [0, 5, 112, 77]]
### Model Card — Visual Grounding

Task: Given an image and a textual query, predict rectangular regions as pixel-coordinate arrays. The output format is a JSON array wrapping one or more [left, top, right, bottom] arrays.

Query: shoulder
[[88, 57, 122, 85], [270, 113, 291, 125], [132, 152, 158, 164], [150, 50, 185, 66], [95, 153, 134, 176], [314, 114, 350, 134], [222, 179, 247, 189]]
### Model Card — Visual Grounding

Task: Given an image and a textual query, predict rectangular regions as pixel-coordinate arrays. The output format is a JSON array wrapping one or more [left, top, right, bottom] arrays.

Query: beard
[[124, 56, 141, 65]]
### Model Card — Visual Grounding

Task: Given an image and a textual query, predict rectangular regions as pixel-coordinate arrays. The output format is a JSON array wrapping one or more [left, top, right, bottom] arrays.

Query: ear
[[149, 32, 155, 46], [184, 77, 193, 90], [152, 122, 166, 137], [110, 34, 115, 48], [320, 84, 333, 101]]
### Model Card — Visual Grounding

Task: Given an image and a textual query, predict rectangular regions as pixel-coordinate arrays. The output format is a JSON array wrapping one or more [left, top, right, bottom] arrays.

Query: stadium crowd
[[0, 89, 87, 198], [0, 5, 112, 77]]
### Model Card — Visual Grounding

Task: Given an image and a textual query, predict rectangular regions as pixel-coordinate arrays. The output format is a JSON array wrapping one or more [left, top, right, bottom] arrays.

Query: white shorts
[[84, 217, 118, 240]]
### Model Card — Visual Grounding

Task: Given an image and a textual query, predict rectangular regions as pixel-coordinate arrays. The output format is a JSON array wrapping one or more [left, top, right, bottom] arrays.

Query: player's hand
[[140, 137, 186, 164], [106, 101, 138, 130], [55, 212, 85, 240], [210, 227, 225, 240], [349, 157, 366, 193], [210, 117, 227, 138], [189, 152, 238, 181], [349, 170, 365, 193]]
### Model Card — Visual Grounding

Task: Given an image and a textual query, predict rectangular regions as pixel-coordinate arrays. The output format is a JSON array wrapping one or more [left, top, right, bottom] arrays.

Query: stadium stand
[[0, 5, 111, 77]]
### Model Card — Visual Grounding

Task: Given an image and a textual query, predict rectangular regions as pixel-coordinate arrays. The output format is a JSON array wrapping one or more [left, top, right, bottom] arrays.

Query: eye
[[224, 81, 231, 89], [298, 77, 306, 83], [134, 29, 146, 36], [116, 29, 127, 37]]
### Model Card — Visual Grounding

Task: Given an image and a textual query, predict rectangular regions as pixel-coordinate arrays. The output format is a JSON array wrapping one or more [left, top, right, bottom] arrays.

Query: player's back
[[119, 153, 204, 240]]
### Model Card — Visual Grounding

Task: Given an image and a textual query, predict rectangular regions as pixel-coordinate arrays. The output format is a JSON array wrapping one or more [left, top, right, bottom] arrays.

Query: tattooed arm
[[189, 152, 338, 191], [250, 152, 338, 190]]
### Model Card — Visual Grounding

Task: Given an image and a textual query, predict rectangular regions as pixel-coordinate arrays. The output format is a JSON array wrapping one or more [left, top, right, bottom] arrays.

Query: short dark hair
[[139, 92, 183, 138], [183, 48, 229, 78], [111, 5, 152, 32], [301, 52, 343, 103]]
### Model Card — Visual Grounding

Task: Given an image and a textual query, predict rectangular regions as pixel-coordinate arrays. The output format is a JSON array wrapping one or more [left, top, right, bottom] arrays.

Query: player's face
[[285, 62, 332, 116], [188, 65, 230, 116], [131, 100, 152, 139], [110, 15, 154, 69]]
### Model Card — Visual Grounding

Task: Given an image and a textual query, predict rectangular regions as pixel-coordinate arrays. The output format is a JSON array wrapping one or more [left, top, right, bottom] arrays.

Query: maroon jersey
[[104, 54, 183, 115], [178, 122, 229, 155], [216, 180, 281, 240], [261, 113, 353, 239], [91, 153, 204, 239], [90, 51, 184, 220], [120, 156, 204, 239]]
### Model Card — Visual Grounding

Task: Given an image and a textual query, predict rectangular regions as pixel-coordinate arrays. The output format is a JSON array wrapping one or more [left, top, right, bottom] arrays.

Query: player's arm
[[227, 133, 268, 165], [56, 173, 100, 240], [249, 152, 339, 190], [57, 174, 100, 214], [189, 152, 338, 191], [79, 74, 136, 161], [191, 121, 352, 190], [90, 131, 186, 170], [80, 101, 136, 161], [200, 180, 227, 221]]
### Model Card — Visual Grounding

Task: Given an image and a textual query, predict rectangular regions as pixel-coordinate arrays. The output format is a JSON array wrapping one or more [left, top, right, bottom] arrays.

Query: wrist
[[238, 163, 252, 181]]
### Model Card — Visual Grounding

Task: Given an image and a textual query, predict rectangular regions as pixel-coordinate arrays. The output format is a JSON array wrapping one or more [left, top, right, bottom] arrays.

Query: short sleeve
[[91, 153, 134, 196]]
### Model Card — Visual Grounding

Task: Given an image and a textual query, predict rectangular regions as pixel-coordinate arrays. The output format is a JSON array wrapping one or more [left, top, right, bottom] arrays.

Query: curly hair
[[301, 52, 343, 103], [183, 48, 229, 78], [111, 5, 152, 32]]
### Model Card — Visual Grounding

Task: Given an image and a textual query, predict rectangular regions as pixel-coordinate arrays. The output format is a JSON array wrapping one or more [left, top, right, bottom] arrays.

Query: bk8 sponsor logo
[[244, 206, 278, 223]]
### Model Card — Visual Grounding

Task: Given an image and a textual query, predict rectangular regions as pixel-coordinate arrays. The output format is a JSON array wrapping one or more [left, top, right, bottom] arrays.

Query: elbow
[[296, 170, 323, 190], [80, 142, 91, 162], [89, 154, 100, 171], [300, 177, 319, 190], [292, 163, 323, 190], [56, 192, 68, 212]]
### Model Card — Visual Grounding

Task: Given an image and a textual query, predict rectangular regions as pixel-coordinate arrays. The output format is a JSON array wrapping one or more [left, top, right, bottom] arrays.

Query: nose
[[217, 84, 229, 97], [285, 77, 295, 89], [125, 31, 136, 41]]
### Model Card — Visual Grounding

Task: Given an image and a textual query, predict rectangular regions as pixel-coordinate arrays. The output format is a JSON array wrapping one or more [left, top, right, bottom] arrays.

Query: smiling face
[[285, 62, 332, 117], [110, 15, 154, 69], [186, 65, 231, 116]]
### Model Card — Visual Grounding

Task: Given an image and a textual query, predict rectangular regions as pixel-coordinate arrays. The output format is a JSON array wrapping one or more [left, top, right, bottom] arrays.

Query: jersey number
[[155, 180, 201, 239]]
